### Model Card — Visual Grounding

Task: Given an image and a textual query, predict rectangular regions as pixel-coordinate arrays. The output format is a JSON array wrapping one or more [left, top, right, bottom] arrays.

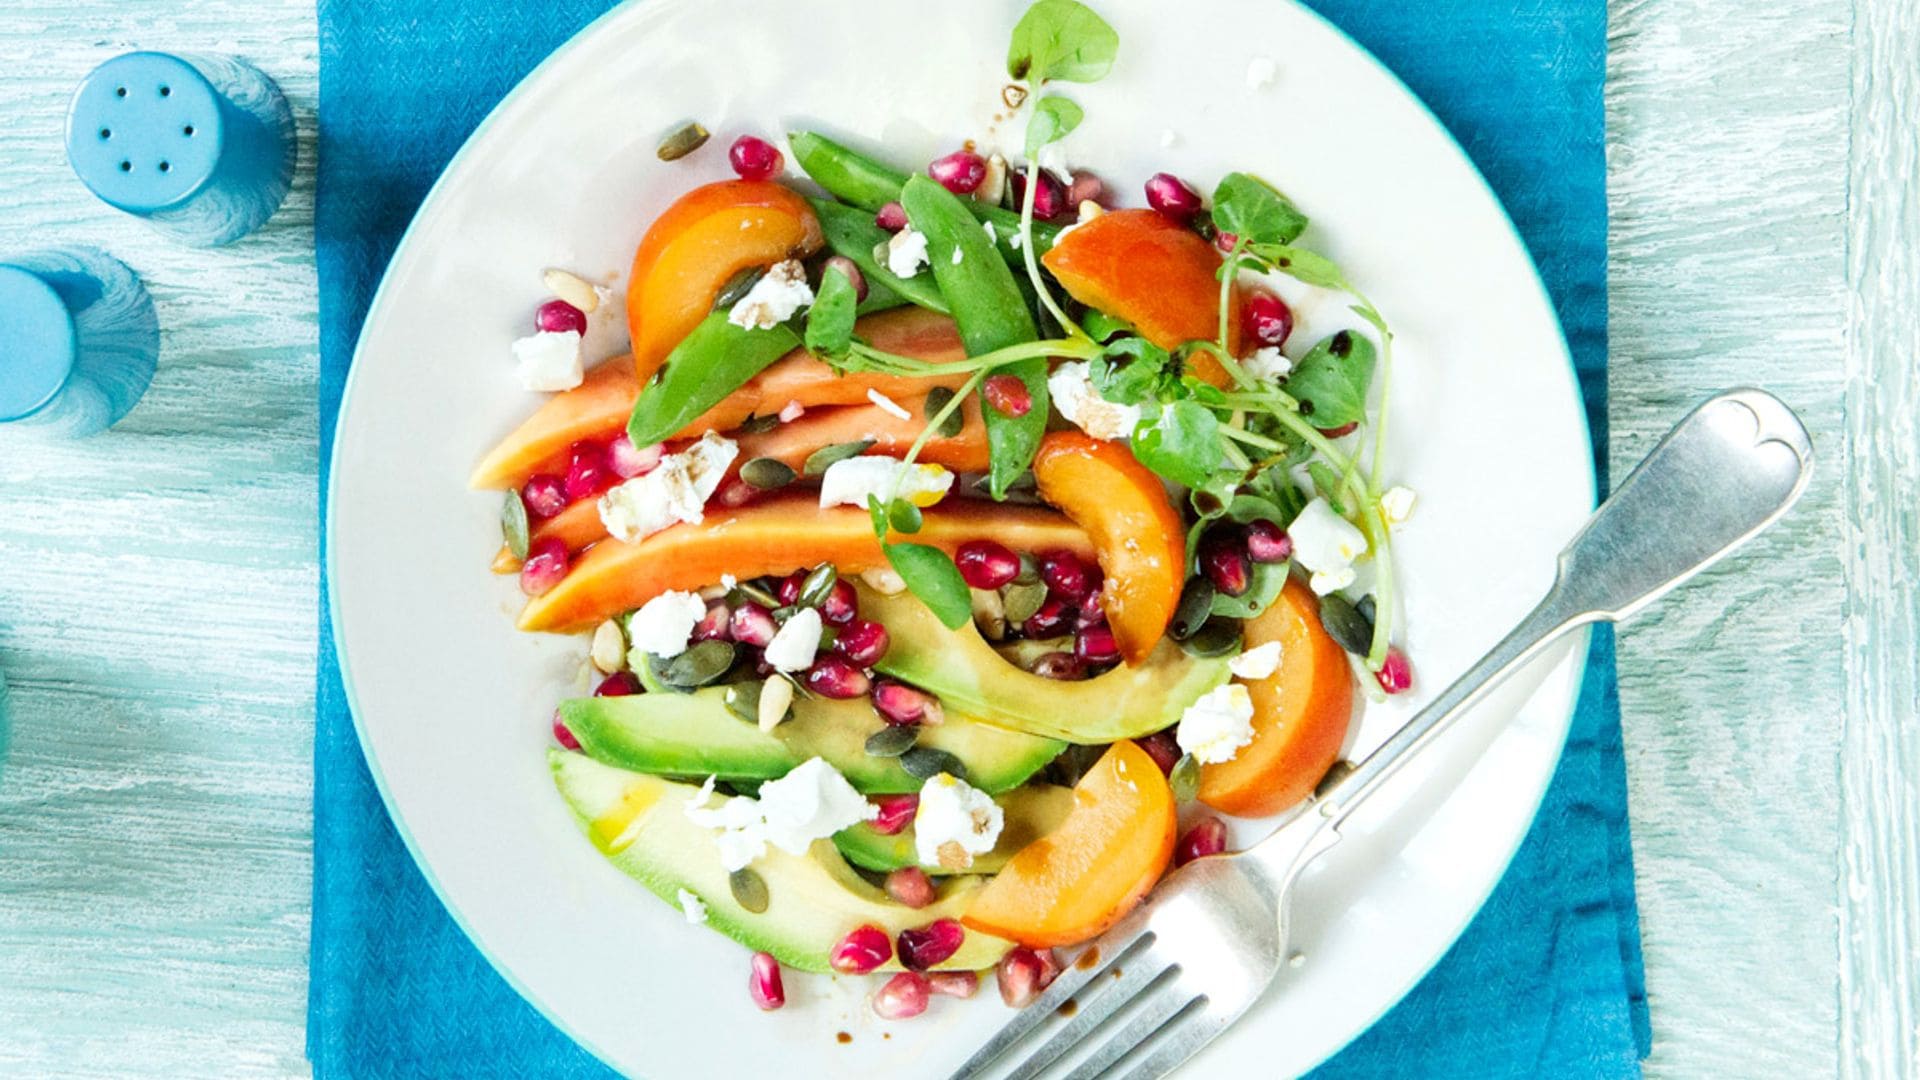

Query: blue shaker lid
[[0, 266, 78, 421], [66, 53, 225, 214]]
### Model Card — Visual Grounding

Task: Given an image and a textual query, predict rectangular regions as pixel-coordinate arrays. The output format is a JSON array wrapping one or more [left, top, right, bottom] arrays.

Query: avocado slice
[[858, 584, 1232, 743], [552, 750, 1011, 972], [833, 783, 1075, 874], [560, 689, 1063, 794]]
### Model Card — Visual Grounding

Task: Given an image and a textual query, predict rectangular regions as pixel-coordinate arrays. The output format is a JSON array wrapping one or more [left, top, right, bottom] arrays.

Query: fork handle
[[1305, 389, 1813, 832]]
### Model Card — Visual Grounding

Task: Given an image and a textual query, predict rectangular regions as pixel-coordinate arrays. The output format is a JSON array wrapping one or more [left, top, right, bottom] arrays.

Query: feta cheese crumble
[[982, 221, 998, 245], [1159, 128, 1180, 149], [866, 388, 912, 421], [1247, 55, 1278, 90], [1177, 684, 1257, 764], [597, 431, 739, 543], [512, 330, 584, 391], [887, 228, 931, 277], [818, 456, 954, 510], [626, 590, 707, 661], [727, 259, 813, 331], [1243, 346, 1292, 381], [676, 888, 708, 924], [1381, 485, 1418, 528], [1228, 641, 1283, 680], [1047, 361, 1143, 442], [1288, 497, 1369, 596], [762, 606, 823, 673], [684, 759, 878, 872], [950, 245, 965, 265], [915, 773, 1004, 871]]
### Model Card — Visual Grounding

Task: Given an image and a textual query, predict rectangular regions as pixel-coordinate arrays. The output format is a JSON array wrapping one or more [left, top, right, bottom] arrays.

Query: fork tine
[[1103, 1007, 1226, 1080], [1000, 962, 1179, 1080], [945, 932, 1156, 1080], [1058, 983, 1202, 1080]]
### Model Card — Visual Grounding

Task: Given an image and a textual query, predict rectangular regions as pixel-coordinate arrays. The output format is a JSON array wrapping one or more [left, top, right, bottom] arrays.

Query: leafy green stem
[[844, 334, 1098, 378], [1019, 160, 1086, 341]]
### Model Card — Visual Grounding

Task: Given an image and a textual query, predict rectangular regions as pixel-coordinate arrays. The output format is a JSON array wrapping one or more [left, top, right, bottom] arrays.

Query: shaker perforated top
[[65, 52, 226, 214], [0, 266, 79, 421]]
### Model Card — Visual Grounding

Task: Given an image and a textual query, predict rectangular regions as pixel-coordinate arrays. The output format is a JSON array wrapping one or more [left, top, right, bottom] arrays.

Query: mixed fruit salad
[[475, 0, 1417, 1024]]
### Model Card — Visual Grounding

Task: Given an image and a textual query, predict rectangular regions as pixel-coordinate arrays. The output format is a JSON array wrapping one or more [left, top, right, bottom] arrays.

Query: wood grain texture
[[0, 3, 317, 1078]]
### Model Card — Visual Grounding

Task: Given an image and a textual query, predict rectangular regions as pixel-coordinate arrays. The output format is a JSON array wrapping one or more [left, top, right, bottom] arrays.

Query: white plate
[[327, 0, 1596, 1075]]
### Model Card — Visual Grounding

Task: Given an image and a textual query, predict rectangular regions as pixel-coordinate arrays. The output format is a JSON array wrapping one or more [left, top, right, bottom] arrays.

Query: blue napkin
[[313, 1, 1647, 1076]]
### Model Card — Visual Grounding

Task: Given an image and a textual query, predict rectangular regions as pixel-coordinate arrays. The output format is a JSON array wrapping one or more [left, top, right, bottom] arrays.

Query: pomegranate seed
[[1319, 421, 1360, 438], [1201, 535, 1252, 597], [519, 538, 569, 596], [1039, 550, 1093, 601], [832, 619, 890, 667], [563, 440, 613, 502], [1030, 651, 1087, 680], [776, 572, 806, 605], [749, 952, 785, 1010], [830, 925, 893, 975], [1245, 520, 1293, 563], [551, 712, 581, 750], [748, 647, 775, 677], [521, 473, 567, 519], [821, 255, 869, 302], [955, 540, 1020, 590], [1138, 730, 1181, 775], [1023, 597, 1074, 638], [870, 794, 920, 836], [1175, 817, 1229, 866], [1243, 290, 1295, 348], [1010, 168, 1067, 219], [820, 579, 859, 626], [728, 135, 783, 181], [608, 434, 662, 479], [897, 919, 965, 971], [1066, 169, 1106, 208], [996, 947, 1060, 1008], [872, 679, 942, 726], [929, 971, 980, 999], [982, 374, 1032, 418], [1214, 230, 1240, 253], [1074, 623, 1120, 666], [806, 655, 871, 699], [693, 602, 732, 642], [729, 603, 777, 647], [1144, 172, 1204, 223], [885, 866, 936, 908], [535, 298, 587, 335], [1375, 647, 1413, 694], [928, 150, 988, 194], [715, 477, 758, 508], [1076, 576, 1106, 626], [875, 201, 908, 231], [872, 972, 931, 1020], [593, 671, 641, 697]]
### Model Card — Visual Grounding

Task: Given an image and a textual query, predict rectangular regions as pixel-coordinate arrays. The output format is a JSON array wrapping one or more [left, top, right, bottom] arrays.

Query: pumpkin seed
[[864, 725, 918, 758], [1317, 594, 1374, 655], [713, 266, 765, 311], [740, 457, 797, 490], [1179, 618, 1244, 658], [1169, 577, 1216, 640], [1013, 552, 1042, 586], [924, 386, 964, 437], [802, 439, 875, 476], [1355, 594, 1377, 626], [500, 491, 530, 560], [1169, 754, 1201, 803], [737, 413, 780, 434], [900, 747, 966, 781], [1001, 580, 1047, 624], [723, 681, 761, 723], [729, 867, 769, 913], [797, 564, 839, 608], [656, 121, 711, 161], [728, 580, 782, 609], [757, 675, 795, 732], [662, 640, 736, 687]]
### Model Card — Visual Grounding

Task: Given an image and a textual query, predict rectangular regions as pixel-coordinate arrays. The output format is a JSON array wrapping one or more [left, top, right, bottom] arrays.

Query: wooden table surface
[[0, 1, 1913, 1077]]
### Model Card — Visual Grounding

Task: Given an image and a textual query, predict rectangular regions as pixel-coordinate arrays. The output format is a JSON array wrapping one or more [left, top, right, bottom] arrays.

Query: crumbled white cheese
[[1177, 684, 1257, 765], [512, 330, 584, 391], [1288, 497, 1369, 597], [1381, 485, 1418, 528], [1228, 641, 1283, 681], [914, 773, 1004, 871], [763, 606, 823, 673], [685, 759, 878, 871], [597, 432, 739, 543], [866, 388, 912, 421], [1159, 128, 1180, 149], [720, 574, 738, 590], [727, 259, 814, 331], [676, 888, 708, 924], [1008, 228, 1026, 251], [1247, 55, 1278, 90], [887, 228, 931, 277], [982, 221, 998, 245], [818, 456, 954, 510], [1243, 346, 1293, 381], [1047, 361, 1142, 442], [950, 245, 965, 266], [625, 590, 707, 661]]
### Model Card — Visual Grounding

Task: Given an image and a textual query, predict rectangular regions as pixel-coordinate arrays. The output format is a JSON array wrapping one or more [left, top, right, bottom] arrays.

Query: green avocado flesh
[[560, 689, 1063, 794], [833, 783, 1075, 874], [859, 584, 1233, 743], [551, 750, 1012, 973]]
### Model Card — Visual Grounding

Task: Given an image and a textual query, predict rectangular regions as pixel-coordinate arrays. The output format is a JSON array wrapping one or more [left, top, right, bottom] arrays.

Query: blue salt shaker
[[66, 52, 295, 247], [0, 247, 160, 437]]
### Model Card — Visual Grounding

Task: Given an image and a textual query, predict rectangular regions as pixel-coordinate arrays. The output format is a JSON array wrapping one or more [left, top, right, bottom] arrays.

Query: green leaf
[[1208, 494, 1290, 618], [1097, 337, 1169, 404], [1307, 461, 1349, 515], [1286, 330, 1377, 429], [628, 314, 801, 447], [1211, 173, 1309, 246], [1130, 401, 1221, 487], [887, 498, 924, 534], [1249, 243, 1351, 290], [804, 267, 858, 358], [924, 386, 964, 437], [1025, 95, 1084, 157], [885, 542, 973, 629], [1007, 0, 1119, 84], [1082, 309, 1133, 342], [865, 495, 890, 540]]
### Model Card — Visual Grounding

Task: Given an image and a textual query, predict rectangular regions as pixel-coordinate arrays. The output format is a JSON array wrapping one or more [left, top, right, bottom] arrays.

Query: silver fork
[[949, 388, 1814, 1080]]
